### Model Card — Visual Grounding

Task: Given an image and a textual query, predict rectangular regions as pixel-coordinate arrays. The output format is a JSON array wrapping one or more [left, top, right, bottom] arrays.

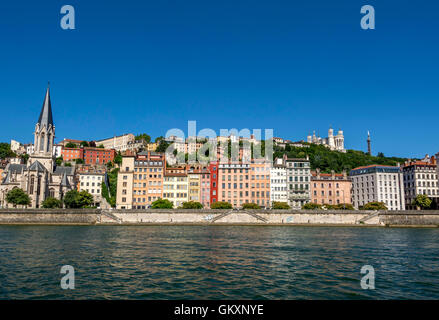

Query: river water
[[0, 225, 438, 299]]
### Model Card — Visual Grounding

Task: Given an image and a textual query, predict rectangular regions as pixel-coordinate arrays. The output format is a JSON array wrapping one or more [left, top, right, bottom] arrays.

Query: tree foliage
[[42, 197, 62, 208], [360, 202, 388, 210], [6, 188, 31, 207], [272, 202, 291, 210], [135, 133, 151, 143], [155, 140, 171, 153], [242, 203, 261, 209], [55, 156, 63, 166], [80, 141, 89, 147], [274, 143, 406, 174], [210, 201, 233, 209], [412, 195, 432, 210], [181, 201, 203, 209], [102, 168, 118, 207], [65, 142, 77, 148], [20, 153, 30, 164], [113, 152, 122, 165], [324, 203, 355, 210], [302, 203, 323, 210], [0, 143, 16, 159], [151, 199, 173, 209], [63, 190, 94, 208]]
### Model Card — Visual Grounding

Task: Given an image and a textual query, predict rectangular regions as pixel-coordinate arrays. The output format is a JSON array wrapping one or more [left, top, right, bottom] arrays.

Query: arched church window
[[47, 133, 51, 152], [49, 189, 55, 198], [37, 176, 41, 195], [40, 133, 45, 151], [29, 176, 35, 195]]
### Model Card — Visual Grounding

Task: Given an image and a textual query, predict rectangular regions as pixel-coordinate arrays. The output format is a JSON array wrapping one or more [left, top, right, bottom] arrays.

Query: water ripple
[[0, 226, 439, 299]]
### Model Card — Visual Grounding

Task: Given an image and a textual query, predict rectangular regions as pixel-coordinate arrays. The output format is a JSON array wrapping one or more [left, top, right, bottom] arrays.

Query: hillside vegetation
[[273, 143, 407, 173]]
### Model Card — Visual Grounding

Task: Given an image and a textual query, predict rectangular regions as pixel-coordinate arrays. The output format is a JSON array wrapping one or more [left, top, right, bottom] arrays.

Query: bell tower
[[30, 83, 55, 171]]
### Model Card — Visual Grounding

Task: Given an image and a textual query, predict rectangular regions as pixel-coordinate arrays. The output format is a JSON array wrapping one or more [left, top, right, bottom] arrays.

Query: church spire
[[37, 83, 54, 129]]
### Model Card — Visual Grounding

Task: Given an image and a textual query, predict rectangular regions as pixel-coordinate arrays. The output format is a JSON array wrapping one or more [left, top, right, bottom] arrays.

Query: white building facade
[[402, 156, 438, 210], [351, 165, 405, 210], [78, 172, 105, 206], [282, 155, 311, 209], [270, 158, 288, 204]]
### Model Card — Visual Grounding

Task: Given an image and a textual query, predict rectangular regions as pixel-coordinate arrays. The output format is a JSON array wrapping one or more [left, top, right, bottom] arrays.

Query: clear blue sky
[[0, 0, 438, 158]]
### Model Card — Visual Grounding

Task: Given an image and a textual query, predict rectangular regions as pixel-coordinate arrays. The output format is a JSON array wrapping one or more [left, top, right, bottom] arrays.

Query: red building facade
[[61, 146, 115, 165], [209, 161, 219, 204], [82, 147, 116, 165]]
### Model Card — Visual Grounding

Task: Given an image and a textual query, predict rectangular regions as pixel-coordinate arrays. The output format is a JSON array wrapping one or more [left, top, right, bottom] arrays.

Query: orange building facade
[[132, 151, 165, 208], [217, 161, 270, 208], [311, 169, 352, 205]]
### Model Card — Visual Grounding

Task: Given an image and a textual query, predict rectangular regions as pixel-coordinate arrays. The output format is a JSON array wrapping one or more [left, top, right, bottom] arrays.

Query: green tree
[[155, 136, 164, 143], [77, 190, 94, 208], [327, 203, 355, 210], [181, 201, 203, 209], [64, 162, 72, 167], [272, 202, 291, 210], [63, 190, 80, 208], [155, 140, 170, 153], [272, 143, 407, 174], [113, 152, 122, 165], [210, 201, 233, 209], [55, 156, 63, 166], [98, 144, 105, 148], [80, 141, 89, 147], [20, 153, 30, 164], [102, 168, 118, 207], [75, 158, 84, 164], [0, 143, 16, 159], [361, 202, 388, 210], [135, 133, 151, 143], [106, 161, 113, 169], [63, 190, 94, 208], [302, 203, 323, 210], [6, 188, 31, 207], [151, 199, 173, 209], [242, 203, 261, 209], [65, 142, 77, 148], [42, 197, 62, 208], [412, 194, 432, 210]]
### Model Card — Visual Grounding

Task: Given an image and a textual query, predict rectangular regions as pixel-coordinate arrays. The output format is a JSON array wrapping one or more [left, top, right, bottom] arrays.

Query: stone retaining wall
[[0, 209, 100, 224], [0, 209, 438, 227]]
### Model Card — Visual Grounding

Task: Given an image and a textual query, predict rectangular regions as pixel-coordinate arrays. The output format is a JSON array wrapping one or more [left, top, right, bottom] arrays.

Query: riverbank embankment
[[0, 209, 439, 227]]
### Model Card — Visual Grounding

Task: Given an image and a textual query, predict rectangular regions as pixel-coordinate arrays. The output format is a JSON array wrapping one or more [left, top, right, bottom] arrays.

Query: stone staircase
[[210, 210, 233, 223], [358, 211, 380, 224], [244, 211, 268, 223], [100, 210, 123, 224]]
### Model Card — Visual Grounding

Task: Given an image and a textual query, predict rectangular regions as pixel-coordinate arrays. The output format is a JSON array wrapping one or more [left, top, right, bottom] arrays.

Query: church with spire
[[0, 84, 75, 208]]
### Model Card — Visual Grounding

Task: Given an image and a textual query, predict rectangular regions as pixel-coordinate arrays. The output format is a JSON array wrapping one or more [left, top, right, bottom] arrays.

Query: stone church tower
[[29, 84, 55, 171]]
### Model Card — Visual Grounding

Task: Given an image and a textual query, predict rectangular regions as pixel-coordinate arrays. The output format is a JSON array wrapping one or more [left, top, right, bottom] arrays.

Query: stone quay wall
[[0, 209, 100, 224], [0, 209, 439, 227]]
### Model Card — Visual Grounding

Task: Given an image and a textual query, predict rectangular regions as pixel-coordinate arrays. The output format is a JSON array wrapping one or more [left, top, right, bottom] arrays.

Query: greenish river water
[[0, 225, 438, 299]]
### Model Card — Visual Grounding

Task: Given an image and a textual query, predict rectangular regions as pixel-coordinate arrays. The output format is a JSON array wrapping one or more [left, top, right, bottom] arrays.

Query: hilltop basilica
[[307, 128, 345, 152], [0, 85, 75, 208]]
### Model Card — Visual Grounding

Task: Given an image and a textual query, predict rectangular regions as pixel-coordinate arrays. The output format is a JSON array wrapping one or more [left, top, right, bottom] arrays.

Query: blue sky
[[0, 0, 438, 158]]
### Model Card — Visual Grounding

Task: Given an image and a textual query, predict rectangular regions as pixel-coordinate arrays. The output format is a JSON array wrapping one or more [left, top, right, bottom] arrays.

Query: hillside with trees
[[273, 143, 407, 173]]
